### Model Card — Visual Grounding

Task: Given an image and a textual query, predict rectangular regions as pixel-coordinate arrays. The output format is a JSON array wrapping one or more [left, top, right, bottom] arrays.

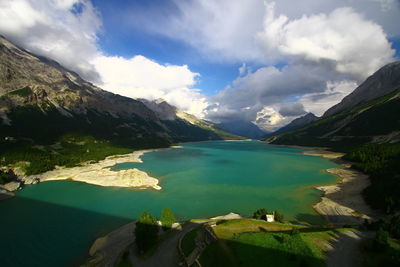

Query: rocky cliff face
[[324, 61, 400, 117]]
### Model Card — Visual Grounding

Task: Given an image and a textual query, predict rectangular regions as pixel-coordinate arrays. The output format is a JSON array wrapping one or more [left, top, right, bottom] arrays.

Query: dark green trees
[[135, 211, 158, 254], [160, 207, 176, 229], [253, 208, 268, 220]]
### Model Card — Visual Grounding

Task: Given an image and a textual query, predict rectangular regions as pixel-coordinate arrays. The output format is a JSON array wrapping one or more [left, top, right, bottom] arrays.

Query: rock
[[0, 189, 14, 200], [171, 222, 181, 229], [4, 181, 21, 191]]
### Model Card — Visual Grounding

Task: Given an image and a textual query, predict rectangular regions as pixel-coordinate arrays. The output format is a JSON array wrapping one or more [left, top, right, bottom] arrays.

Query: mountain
[[263, 113, 318, 138], [269, 61, 400, 151], [140, 98, 244, 140], [215, 120, 267, 139], [324, 61, 400, 117], [0, 36, 239, 174]]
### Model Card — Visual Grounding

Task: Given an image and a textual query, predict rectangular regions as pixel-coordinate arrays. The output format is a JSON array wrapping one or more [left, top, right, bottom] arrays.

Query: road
[[129, 221, 208, 267]]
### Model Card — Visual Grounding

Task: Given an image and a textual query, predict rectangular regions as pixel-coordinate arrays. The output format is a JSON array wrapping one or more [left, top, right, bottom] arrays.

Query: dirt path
[[129, 222, 207, 267], [326, 230, 373, 267]]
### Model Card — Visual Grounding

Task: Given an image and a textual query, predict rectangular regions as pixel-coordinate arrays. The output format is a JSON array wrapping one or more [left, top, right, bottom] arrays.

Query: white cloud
[[145, 0, 266, 62], [254, 106, 286, 132], [257, 3, 395, 80], [92, 55, 208, 117], [298, 80, 358, 116], [0, 0, 209, 117], [0, 0, 102, 82]]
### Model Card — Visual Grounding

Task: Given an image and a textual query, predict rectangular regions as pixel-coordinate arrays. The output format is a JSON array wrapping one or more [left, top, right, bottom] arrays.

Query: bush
[[389, 215, 400, 239], [290, 228, 300, 236], [274, 211, 285, 223], [135, 211, 158, 254], [253, 208, 268, 220], [373, 228, 389, 251], [0, 170, 15, 184], [160, 207, 176, 230]]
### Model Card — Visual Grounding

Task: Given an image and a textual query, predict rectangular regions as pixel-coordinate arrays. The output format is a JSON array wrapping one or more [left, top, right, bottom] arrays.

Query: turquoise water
[[0, 141, 338, 266]]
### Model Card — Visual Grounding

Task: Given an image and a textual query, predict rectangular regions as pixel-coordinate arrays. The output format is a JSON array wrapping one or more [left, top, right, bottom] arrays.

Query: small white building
[[266, 212, 275, 222]]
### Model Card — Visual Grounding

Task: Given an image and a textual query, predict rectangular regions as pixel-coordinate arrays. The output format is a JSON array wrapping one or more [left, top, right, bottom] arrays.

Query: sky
[[0, 0, 399, 131]]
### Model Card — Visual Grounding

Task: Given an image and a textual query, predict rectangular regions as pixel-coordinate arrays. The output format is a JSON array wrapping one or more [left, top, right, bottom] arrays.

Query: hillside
[[324, 61, 400, 117], [140, 99, 245, 140], [0, 36, 238, 175], [215, 120, 267, 139], [269, 61, 400, 151], [263, 113, 318, 138]]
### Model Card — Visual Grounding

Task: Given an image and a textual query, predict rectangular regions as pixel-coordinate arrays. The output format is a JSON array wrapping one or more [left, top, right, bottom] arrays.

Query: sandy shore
[[304, 150, 379, 225], [25, 149, 162, 190]]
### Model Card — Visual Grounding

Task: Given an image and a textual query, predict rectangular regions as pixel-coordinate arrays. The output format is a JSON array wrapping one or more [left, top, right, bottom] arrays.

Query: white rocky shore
[[304, 150, 379, 225], [24, 149, 162, 190]]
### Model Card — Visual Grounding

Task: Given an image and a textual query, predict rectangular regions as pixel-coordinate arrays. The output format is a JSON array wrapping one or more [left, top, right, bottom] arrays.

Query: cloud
[[254, 106, 287, 132], [206, 63, 329, 123], [133, 0, 399, 65], [298, 80, 358, 116], [140, 0, 267, 62], [0, 0, 208, 117], [257, 3, 395, 80], [279, 103, 306, 117], [0, 0, 102, 82], [92, 55, 208, 117]]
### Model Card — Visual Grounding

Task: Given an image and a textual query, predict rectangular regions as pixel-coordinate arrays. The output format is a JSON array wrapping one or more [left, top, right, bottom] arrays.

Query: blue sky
[[0, 0, 399, 131], [92, 0, 246, 95]]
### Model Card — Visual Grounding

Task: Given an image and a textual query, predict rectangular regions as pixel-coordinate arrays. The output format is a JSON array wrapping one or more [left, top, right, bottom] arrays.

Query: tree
[[135, 210, 158, 253], [274, 211, 285, 223], [160, 207, 176, 230], [253, 208, 268, 220], [373, 228, 389, 251]]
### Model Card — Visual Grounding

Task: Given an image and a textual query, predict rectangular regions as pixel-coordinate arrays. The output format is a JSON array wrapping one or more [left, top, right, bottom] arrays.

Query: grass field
[[200, 219, 349, 267]]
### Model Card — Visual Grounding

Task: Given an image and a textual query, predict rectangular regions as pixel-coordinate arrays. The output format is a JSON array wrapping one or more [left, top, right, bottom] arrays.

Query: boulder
[[0, 189, 14, 200], [4, 181, 21, 191]]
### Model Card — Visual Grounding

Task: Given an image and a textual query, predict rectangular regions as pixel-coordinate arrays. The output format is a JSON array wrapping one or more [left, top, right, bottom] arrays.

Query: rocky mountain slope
[[269, 61, 400, 151], [263, 113, 318, 138], [140, 98, 244, 140], [324, 61, 400, 117]]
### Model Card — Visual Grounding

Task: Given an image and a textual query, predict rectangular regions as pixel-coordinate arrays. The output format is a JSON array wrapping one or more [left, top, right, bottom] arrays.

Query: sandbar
[[25, 149, 162, 190]]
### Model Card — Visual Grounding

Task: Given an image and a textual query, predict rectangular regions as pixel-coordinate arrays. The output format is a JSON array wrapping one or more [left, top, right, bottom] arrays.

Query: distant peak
[[154, 98, 166, 104]]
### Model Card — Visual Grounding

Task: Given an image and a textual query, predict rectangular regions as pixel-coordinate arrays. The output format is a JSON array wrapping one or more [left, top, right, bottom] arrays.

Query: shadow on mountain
[[0, 196, 133, 267]]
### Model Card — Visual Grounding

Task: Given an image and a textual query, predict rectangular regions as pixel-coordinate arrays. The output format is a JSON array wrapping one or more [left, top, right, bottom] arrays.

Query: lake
[[0, 141, 338, 266]]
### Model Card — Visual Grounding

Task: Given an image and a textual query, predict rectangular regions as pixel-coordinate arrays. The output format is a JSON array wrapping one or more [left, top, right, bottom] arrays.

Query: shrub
[[160, 207, 176, 230], [373, 228, 389, 251], [253, 208, 268, 220], [274, 211, 285, 223]]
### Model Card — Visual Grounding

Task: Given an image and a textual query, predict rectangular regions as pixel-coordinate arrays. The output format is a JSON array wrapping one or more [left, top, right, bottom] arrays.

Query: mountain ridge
[[0, 36, 240, 175], [269, 61, 400, 151]]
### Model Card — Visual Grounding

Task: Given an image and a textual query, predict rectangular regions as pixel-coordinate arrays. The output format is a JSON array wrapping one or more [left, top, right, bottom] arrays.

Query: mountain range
[[0, 36, 240, 148], [269, 61, 400, 151], [0, 36, 243, 175]]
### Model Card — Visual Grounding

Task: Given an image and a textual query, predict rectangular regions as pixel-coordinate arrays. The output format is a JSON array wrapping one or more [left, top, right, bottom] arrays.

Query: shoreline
[[23, 149, 164, 190], [303, 150, 379, 225]]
